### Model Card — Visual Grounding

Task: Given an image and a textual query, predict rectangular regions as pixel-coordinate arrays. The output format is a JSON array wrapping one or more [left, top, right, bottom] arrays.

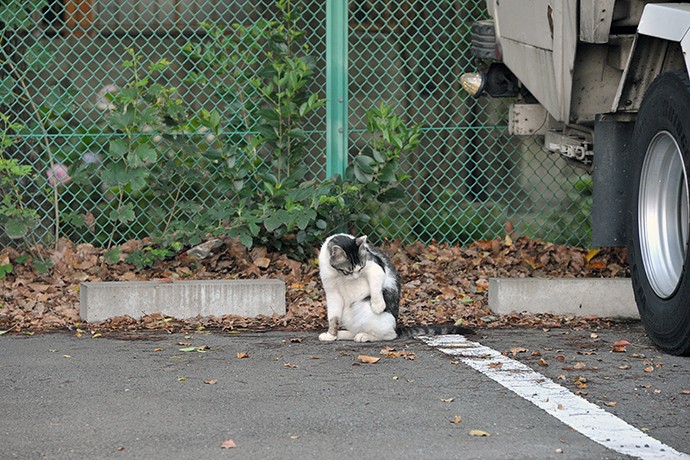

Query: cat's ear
[[356, 235, 368, 259], [330, 244, 347, 262]]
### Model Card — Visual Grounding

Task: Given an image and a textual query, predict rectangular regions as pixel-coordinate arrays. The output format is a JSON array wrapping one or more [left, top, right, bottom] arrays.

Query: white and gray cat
[[318, 233, 473, 342]]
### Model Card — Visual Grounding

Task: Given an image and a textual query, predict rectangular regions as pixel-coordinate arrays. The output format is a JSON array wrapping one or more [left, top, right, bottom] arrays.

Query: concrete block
[[80, 279, 285, 323], [488, 278, 638, 319]]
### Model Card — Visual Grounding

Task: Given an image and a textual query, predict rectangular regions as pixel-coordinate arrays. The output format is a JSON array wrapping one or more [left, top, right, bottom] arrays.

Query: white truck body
[[470, 1, 690, 354]]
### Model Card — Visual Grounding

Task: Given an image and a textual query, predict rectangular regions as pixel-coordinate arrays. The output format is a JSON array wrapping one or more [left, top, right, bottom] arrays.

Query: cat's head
[[327, 234, 368, 278]]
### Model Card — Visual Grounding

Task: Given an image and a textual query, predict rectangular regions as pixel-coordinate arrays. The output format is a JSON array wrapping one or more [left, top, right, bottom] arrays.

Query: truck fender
[[613, 4, 690, 113]]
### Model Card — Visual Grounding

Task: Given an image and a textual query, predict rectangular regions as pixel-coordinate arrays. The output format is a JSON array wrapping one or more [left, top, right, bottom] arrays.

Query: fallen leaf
[[358, 355, 381, 364], [681, 390, 690, 395], [289, 337, 304, 343], [644, 367, 654, 373], [488, 362, 503, 369], [604, 401, 617, 407], [236, 352, 249, 359], [382, 349, 416, 360], [612, 340, 630, 353], [204, 379, 217, 385], [220, 439, 236, 449], [450, 416, 462, 424], [153, 347, 163, 352], [590, 332, 599, 339], [586, 248, 601, 263], [380, 346, 396, 355], [283, 362, 298, 369], [441, 397, 455, 403], [654, 389, 661, 395], [539, 358, 548, 367], [177, 377, 187, 381], [557, 404, 563, 410], [254, 257, 271, 269], [468, 429, 490, 437], [510, 347, 528, 356], [179, 347, 197, 352], [618, 364, 631, 370]]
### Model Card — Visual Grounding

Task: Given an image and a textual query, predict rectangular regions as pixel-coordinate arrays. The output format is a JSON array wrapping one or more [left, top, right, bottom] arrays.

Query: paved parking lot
[[1, 322, 688, 459]]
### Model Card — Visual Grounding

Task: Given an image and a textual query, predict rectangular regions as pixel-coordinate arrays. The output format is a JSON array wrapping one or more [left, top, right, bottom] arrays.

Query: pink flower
[[82, 152, 101, 165], [47, 163, 71, 186]]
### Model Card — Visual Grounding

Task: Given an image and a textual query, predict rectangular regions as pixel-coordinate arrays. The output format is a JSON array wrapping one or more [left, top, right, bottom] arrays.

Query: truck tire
[[628, 70, 690, 355]]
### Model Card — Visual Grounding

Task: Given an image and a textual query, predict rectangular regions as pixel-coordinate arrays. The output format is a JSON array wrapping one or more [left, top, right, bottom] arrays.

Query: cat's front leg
[[370, 295, 386, 314], [366, 264, 387, 313], [319, 317, 340, 342]]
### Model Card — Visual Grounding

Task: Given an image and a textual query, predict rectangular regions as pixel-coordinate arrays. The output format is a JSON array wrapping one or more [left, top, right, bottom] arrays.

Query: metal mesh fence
[[1, 0, 591, 251]]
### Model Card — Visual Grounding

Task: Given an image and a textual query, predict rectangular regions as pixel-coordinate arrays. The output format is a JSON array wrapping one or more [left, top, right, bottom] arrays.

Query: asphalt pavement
[[2, 322, 689, 459]]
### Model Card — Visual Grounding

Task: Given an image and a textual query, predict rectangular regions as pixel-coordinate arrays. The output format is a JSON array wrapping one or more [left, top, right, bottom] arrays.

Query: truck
[[463, 1, 690, 354]]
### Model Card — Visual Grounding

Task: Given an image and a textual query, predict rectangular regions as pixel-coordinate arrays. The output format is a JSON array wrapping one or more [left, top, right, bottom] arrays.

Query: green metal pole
[[326, 0, 348, 178]]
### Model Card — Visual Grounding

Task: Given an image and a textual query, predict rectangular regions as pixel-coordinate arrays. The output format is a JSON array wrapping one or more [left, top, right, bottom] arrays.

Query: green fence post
[[326, 0, 348, 178]]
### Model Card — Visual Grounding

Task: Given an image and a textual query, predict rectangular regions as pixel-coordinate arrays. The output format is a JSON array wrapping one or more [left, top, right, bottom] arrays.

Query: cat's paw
[[370, 298, 386, 314], [319, 332, 337, 342], [354, 332, 374, 342]]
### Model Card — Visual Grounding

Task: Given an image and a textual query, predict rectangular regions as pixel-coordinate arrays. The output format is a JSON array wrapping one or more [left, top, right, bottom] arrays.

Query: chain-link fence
[[1, 0, 591, 252]]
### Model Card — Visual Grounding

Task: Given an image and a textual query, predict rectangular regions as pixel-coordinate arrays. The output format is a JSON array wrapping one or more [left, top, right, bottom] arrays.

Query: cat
[[318, 233, 473, 342]]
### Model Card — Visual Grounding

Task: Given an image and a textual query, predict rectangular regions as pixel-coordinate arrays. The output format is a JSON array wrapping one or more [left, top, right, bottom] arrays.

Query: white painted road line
[[421, 335, 690, 460]]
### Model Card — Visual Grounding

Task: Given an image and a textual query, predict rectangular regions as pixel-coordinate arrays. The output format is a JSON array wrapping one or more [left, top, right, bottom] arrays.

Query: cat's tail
[[395, 324, 476, 339]]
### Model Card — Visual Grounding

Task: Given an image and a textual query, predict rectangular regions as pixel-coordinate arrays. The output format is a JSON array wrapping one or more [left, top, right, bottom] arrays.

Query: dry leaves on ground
[[0, 236, 629, 334]]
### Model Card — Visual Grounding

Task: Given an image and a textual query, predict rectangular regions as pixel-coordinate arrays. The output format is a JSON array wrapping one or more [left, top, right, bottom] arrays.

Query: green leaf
[[377, 186, 406, 202], [104, 248, 121, 264], [295, 208, 316, 230], [128, 168, 149, 192], [128, 144, 157, 168], [33, 259, 52, 274], [4, 216, 36, 239], [353, 164, 374, 184], [111, 203, 136, 224], [109, 139, 129, 160], [353, 155, 376, 174], [264, 209, 291, 232], [0, 263, 13, 279], [237, 231, 254, 249], [379, 162, 397, 182]]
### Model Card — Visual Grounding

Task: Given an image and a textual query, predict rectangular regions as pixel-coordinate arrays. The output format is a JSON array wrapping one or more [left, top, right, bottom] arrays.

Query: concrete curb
[[488, 278, 638, 319], [79, 279, 286, 323]]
